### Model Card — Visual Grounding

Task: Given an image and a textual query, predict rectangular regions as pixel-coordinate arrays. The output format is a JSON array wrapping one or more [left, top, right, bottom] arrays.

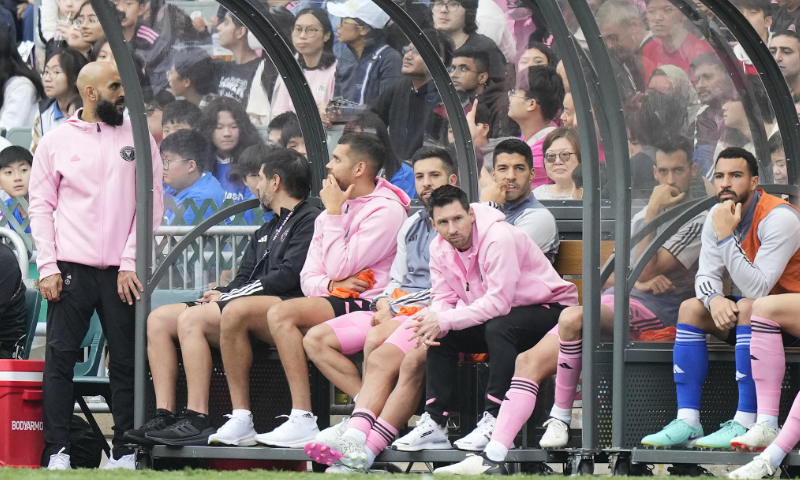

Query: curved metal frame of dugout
[[93, 0, 800, 468]]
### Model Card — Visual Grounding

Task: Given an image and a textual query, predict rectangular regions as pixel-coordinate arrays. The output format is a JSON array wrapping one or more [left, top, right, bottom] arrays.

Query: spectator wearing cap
[[432, 0, 507, 83], [328, 0, 403, 105], [369, 30, 452, 161], [169, 47, 222, 108]]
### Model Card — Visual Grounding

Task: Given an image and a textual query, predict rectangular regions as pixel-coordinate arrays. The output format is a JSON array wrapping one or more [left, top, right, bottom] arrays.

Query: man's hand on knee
[[709, 295, 738, 330]]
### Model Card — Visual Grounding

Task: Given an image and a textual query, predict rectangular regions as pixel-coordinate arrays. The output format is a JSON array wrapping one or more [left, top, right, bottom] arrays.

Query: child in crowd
[[197, 97, 263, 203], [161, 100, 203, 140], [267, 111, 299, 146], [161, 130, 226, 226], [0, 146, 33, 234]]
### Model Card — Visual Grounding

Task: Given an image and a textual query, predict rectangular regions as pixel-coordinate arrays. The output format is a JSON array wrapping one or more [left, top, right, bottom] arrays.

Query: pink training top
[[271, 62, 337, 118], [429, 203, 578, 333], [300, 177, 411, 301], [526, 126, 556, 189], [29, 110, 164, 278]]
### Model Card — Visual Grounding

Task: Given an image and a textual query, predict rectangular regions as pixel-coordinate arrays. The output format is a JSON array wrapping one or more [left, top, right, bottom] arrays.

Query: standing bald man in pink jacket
[[29, 62, 163, 471]]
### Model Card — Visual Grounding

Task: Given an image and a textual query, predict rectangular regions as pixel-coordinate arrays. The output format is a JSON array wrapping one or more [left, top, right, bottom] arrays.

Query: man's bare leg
[[176, 303, 223, 414], [219, 296, 282, 410], [267, 297, 336, 410], [304, 323, 363, 398], [378, 345, 427, 430], [147, 303, 188, 413], [363, 320, 401, 366]]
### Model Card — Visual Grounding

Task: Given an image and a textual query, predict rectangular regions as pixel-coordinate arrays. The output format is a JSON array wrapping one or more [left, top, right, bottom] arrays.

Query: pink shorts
[[545, 296, 664, 338], [384, 316, 420, 354], [326, 311, 374, 355]]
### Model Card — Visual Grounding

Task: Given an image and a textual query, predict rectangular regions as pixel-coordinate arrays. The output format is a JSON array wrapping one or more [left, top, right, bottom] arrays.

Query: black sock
[[184, 410, 211, 429]]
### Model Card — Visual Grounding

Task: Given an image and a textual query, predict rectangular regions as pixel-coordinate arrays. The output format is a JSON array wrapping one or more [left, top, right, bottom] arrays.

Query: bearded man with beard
[[124, 145, 319, 447], [643, 146, 800, 451], [29, 61, 164, 470]]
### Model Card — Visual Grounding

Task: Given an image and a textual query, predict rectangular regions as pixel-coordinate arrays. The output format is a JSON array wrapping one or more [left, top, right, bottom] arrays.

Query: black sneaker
[[124, 409, 177, 445], [145, 410, 215, 446]]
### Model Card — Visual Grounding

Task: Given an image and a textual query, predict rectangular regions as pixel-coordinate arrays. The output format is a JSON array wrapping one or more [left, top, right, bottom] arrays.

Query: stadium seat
[[5, 128, 32, 149]]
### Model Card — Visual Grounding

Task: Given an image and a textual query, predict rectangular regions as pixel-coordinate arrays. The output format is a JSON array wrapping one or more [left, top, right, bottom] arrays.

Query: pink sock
[[751, 316, 785, 416], [491, 377, 539, 449], [554, 339, 583, 410], [365, 418, 398, 455], [348, 408, 376, 436], [775, 393, 800, 453]]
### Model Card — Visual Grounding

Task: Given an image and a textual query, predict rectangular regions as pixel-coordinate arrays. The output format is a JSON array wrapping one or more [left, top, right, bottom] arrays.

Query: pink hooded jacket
[[430, 203, 578, 333], [301, 177, 410, 300], [29, 110, 164, 278]]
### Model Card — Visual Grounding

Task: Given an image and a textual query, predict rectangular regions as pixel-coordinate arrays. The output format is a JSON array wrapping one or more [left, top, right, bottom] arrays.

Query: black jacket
[[0, 243, 26, 357], [370, 78, 448, 161], [217, 200, 320, 299]]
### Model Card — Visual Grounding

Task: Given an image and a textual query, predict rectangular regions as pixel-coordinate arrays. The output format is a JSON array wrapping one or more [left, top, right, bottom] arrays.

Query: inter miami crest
[[120, 146, 135, 162]]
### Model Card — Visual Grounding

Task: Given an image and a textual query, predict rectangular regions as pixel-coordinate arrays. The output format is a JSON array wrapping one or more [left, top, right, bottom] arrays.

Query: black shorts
[[183, 295, 296, 312], [323, 296, 373, 317]]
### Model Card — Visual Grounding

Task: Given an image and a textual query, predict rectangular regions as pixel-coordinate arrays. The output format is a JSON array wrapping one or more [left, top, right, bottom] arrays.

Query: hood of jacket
[[347, 176, 411, 213]]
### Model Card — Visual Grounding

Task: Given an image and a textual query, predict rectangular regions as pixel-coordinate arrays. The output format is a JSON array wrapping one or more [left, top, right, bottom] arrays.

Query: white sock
[[232, 409, 252, 420], [733, 411, 757, 429], [353, 393, 359, 403], [366, 447, 376, 468], [756, 414, 779, 430], [764, 444, 788, 469], [484, 441, 508, 462], [677, 408, 701, 429], [549, 406, 572, 426], [343, 428, 367, 444]]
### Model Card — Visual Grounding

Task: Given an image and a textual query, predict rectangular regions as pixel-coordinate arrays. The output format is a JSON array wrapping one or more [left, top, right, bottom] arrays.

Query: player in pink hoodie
[[212, 132, 409, 448], [28, 62, 163, 471], [394, 185, 577, 452]]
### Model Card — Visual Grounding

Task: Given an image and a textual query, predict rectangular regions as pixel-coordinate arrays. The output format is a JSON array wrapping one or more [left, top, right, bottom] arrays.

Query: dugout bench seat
[[137, 240, 620, 471]]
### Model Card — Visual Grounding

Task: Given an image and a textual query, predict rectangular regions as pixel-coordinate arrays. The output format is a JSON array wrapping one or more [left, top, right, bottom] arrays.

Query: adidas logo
[[559, 363, 573, 370], [302, 413, 314, 419], [673, 365, 684, 374], [735, 371, 747, 381]]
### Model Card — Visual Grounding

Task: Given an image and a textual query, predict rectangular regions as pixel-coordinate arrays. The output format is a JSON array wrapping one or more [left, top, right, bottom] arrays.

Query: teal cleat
[[695, 420, 747, 449], [641, 419, 704, 448]]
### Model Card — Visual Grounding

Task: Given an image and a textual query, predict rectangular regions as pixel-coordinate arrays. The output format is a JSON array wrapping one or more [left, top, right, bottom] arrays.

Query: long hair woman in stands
[[32, 47, 88, 152], [0, 28, 46, 131], [197, 97, 264, 203], [270, 8, 337, 119]]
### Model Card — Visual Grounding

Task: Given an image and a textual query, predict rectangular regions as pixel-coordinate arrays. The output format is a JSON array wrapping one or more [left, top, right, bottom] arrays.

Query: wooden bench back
[[553, 240, 615, 305]]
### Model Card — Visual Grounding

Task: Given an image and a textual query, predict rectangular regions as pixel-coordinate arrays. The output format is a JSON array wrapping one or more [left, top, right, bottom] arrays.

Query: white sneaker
[[454, 412, 496, 451], [433, 453, 508, 475], [47, 447, 71, 470], [392, 412, 452, 451], [208, 414, 257, 446], [314, 417, 349, 445], [102, 453, 136, 470], [326, 464, 367, 474], [255, 412, 320, 448], [728, 453, 776, 479], [731, 422, 779, 452], [539, 418, 570, 448], [307, 434, 370, 469]]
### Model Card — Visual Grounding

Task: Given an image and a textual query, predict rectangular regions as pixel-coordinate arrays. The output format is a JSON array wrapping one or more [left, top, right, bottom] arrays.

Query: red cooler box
[[0, 360, 45, 467]]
